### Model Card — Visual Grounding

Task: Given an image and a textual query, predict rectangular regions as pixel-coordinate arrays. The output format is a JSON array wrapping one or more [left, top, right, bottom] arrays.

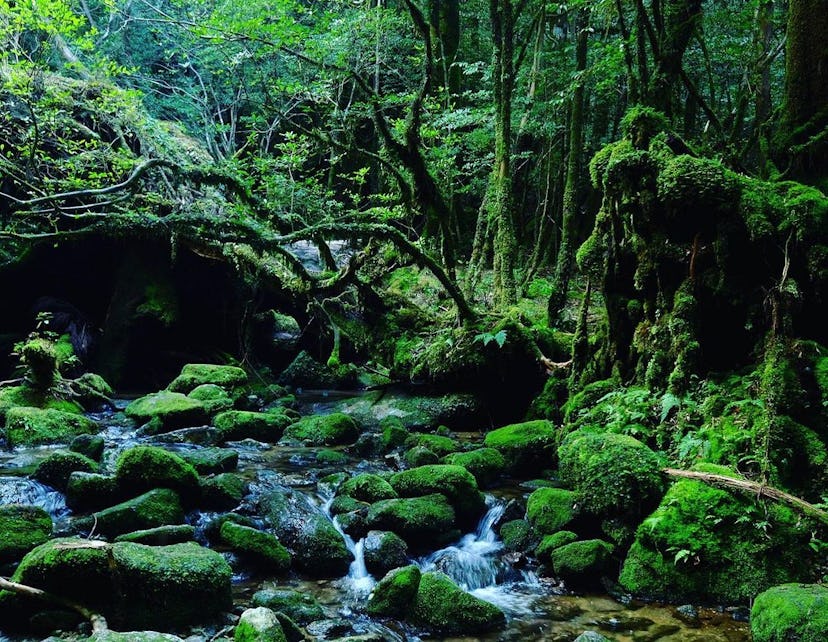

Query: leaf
[[673, 549, 692, 565], [493, 329, 507, 348]]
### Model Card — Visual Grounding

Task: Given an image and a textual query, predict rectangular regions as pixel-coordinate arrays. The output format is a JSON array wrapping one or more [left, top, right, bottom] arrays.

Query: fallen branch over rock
[[0, 575, 108, 633], [663, 467, 828, 527]]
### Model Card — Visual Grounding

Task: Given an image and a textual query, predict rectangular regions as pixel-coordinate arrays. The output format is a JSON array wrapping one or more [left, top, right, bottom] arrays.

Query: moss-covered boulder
[[33, 450, 99, 492], [618, 471, 814, 604], [558, 429, 665, 524], [380, 415, 408, 450], [405, 432, 458, 456], [281, 412, 359, 446], [234, 606, 286, 642], [88, 632, 185, 642], [277, 350, 358, 389], [363, 530, 409, 576], [65, 471, 120, 511], [187, 383, 235, 414], [0, 385, 84, 420], [220, 521, 290, 573], [337, 473, 397, 503], [0, 505, 52, 564], [125, 391, 207, 432], [264, 488, 352, 577], [73, 373, 114, 409], [403, 445, 439, 467], [751, 583, 828, 642], [409, 571, 505, 635], [200, 472, 247, 510], [389, 464, 486, 525], [69, 433, 105, 461], [3, 407, 98, 447], [114, 446, 200, 502], [365, 565, 421, 617], [176, 446, 238, 474], [168, 363, 248, 394], [365, 494, 459, 550], [213, 410, 292, 442], [550, 539, 614, 585], [526, 487, 577, 535], [113, 524, 196, 545], [251, 588, 324, 625], [534, 530, 579, 564], [501, 519, 537, 553], [87, 488, 185, 538], [442, 448, 506, 488], [483, 420, 558, 475]]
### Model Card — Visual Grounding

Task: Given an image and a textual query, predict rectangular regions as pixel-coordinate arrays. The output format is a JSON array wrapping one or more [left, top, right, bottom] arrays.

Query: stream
[[0, 397, 752, 642]]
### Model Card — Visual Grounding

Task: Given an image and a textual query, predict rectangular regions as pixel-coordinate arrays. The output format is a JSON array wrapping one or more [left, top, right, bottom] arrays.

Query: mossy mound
[[442, 448, 506, 487], [365, 565, 421, 618], [409, 571, 505, 635], [365, 494, 459, 550], [33, 450, 99, 492], [251, 588, 324, 625], [220, 521, 291, 573], [87, 488, 185, 538], [69, 433, 105, 461], [535, 530, 579, 563], [3, 407, 97, 447], [187, 384, 234, 414], [363, 530, 409, 576], [88, 632, 185, 642], [751, 583, 828, 642], [337, 473, 398, 503], [65, 472, 120, 511], [114, 446, 200, 502], [234, 606, 287, 642], [281, 412, 359, 446], [213, 410, 292, 442], [277, 350, 358, 389], [404, 432, 458, 456], [483, 420, 558, 475], [0, 385, 78, 419], [113, 525, 196, 545], [526, 487, 577, 535], [200, 473, 247, 510], [389, 464, 486, 525], [618, 474, 814, 604], [0, 505, 52, 564], [125, 391, 207, 431], [550, 539, 614, 585], [404, 445, 439, 467], [167, 363, 248, 394], [501, 519, 537, 553], [176, 446, 238, 474]]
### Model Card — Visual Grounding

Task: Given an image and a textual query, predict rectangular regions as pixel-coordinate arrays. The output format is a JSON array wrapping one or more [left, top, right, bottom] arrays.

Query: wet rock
[[4, 407, 99, 447], [674, 604, 699, 625], [278, 350, 358, 389], [305, 618, 353, 639], [126, 391, 208, 432], [167, 363, 248, 394], [364, 494, 459, 550], [409, 571, 505, 635], [526, 487, 577, 535], [88, 632, 186, 642], [282, 412, 359, 447], [69, 433, 105, 461], [176, 446, 239, 474], [337, 473, 397, 503], [389, 464, 486, 526], [82, 488, 185, 538], [219, 522, 291, 573], [632, 623, 681, 641], [544, 599, 584, 621], [65, 471, 120, 511], [0, 505, 52, 564], [366, 565, 421, 618], [551, 540, 615, 587], [188, 383, 235, 415], [114, 524, 196, 545], [234, 606, 287, 642], [214, 410, 292, 443], [442, 447, 506, 488], [363, 530, 408, 576], [33, 450, 98, 492], [114, 445, 200, 503], [573, 632, 612, 642], [594, 614, 655, 632], [483, 420, 557, 476], [403, 445, 439, 467], [352, 432, 384, 457], [200, 472, 248, 510], [252, 588, 325, 625]]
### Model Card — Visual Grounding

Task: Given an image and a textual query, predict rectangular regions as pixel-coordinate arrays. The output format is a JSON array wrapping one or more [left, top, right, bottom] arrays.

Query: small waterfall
[[321, 494, 375, 599]]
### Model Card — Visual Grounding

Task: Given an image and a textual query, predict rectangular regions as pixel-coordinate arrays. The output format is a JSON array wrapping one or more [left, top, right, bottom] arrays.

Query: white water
[[322, 494, 376, 600]]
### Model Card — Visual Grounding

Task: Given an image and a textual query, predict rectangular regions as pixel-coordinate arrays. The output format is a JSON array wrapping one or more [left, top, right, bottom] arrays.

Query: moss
[[364, 530, 408, 576], [124, 391, 207, 431], [213, 409, 292, 442], [281, 412, 359, 446], [390, 464, 485, 525], [167, 363, 248, 394], [65, 472, 120, 511], [113, 524, 196, 545], [365, 494, 458, 549], [329, 495, 368, 515], [442, 448, 506, 487], [562, 378, 619, 424], [176, 447, 238, 475], [315, 448, 349, 465], [409, 571, 505, 635], [751, 583, 828, 642], [33, 450, 99, 492], [200, 472, 247, 510], [114, 446, 200, 501], [534, 530, 579, 563], [405, 432, 458, 456], [70, 433, 105, 461], [90, 488, 185, 538], [526, 487, 577, 535], [380, 415, 408, 450], [558, 429, 665, 521], [4, 406, 98, 447], [366, 565, 421, 617], [550, 539, 614, 584], [18, 337, 59, 390], [187, 383, 234, 414], [620, 105, 669, 149], [252, 588, 324, 625], [500, 519, 536, 553], [483, 420, 558, 475], [220, 521, 290, 573], [404, 445, 439, 467], [234, 606, 287, 642], [0, 505, 52, 564], [338, 473, 398, 503]]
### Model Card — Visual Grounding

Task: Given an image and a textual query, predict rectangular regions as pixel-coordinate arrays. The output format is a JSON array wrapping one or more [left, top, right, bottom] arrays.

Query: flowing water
[[0, 400, 752, 642]]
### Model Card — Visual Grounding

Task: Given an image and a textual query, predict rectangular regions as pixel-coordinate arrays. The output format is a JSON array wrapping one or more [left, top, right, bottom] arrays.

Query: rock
[[264, 488, 352, 577], [258, 310, 301, 352], [364, 494, 459, 550], [329, 495, 370, 516], [305, 618, 354, 639], [251, 588, 324, 625], [526, 487, 577, 535], [125, 391, 208, 432], [404, 432, 458, 456], [674, 604, 699, 626], [317, 448, 350, 465], [200, 473, 248, 510], [573, 632, 612, 642], [363, 530, 408, 576], [442, 448, 506, 488], [168, 363, 248, 394], [282, 412, 359, 446], [3, 406, 98, 447], [534, 530, 578, 564], [0, 505, 52, 564], [220, 522, 291, 573], [380, 416, 407, 451], [550, 540, 614, 586], [351, 433, 383, 457], [389, 464, 486, 526], [73, 373, 114, 409], [278, 350, 358, 389], [176, 446, 239, 474], [751, 583, 828, 642], [403, 445, 439, 467], [483, 420, 558, 476], [500, 519, 536, 553], [65, 471, 120, 511], [69, 433, 105, 461], [88, 632, 185, 642], [86, 488, 185, 538], [114, 446, 200, 503], [214, 410, 293, 442], [234, 607, 286, 642], [187, 383, 234, 415], [409, 571, 505, 635], [365, 565, 421, 617], [337, 473, 397, 503], [33, 450, 98, 492], [113, 524, 196, 545]]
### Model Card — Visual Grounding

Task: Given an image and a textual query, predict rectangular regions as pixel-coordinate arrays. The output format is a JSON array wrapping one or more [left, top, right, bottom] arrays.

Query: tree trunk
[[428, 0, 461, 100], [650, 0, 703, 115]]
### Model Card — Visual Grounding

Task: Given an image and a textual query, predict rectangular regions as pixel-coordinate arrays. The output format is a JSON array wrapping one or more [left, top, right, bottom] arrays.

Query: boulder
[[251, 588, 325, 625], [69, 433, 105, 461], [167, 363, 248, 393], [751, 583, 828, 642], [88, 632, 185, 642], [187, 383, 234, 414], [220, 522, 291, 573], [442, 448, 506, 488], [409, 571, 505, 635], [389, 464, 485, 525], [337, 473, 397, 503], [114, 446, 200, 503], [365, 565, 421, 617], [282, 412, 359, 446], [114, 524, 196, 545], [234, 606, 286, 642], [404, 432, 458, 457], [176, 446, 238, 474], [403, 446, 439, 467], [364, 494, 458, 550], [277, 350, 358, 389], [550, 539, 614, 586], [3, 407, 98, 447], [483, 420, 557, 475], [125, 392, 207, 432], [65, 472, 120, 511], [85, 488, 184, 538], [213, 410, 292, 442], [363, 530, 408, 576], [200, 473, 247, 510], [534, 530, 578, 564], [526, 487, 577, 535], [0, 505, 52, 564], [33, 450, 98, 492]]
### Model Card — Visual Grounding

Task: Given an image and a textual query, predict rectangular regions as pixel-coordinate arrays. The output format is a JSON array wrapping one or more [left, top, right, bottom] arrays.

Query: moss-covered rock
[[3, 406, 97, 447], [213, 410, 292, 442], [32, 450, 99, 492], [526, 487, 577, 535], [176, 446, 238, 474], [277, 350, 358, 389], [87, 488, 185, 538], [550, 539, 614, 585], [125, 391, 207, 432], [329, 495, 369, 516], [0, 505, 52, 564], [404, 432, 458, 456], [500, 519, 536, 553], [442, 448, 506, 488], [114, 446, 200, 502], [483, 420, 558, 475], [389, 464, 485, 525], [365, 494, 458, 550], [403, 445, 439, 467], [281, 412, 359, 446], [380, 415, 408, 450], [337, 473, 397, 503], [234, 606, 287, 642], [315, 448, 349, 465], [187, 383, 234, 414], [65, 471, 120, 511], [167, 363, 248, 394], [409, 571, 505, 635], [365, 564, 421, 617], [535, 530, 579, 564], [0, 385, 80, 420], [751, 583, 828, 642], [251, 588, 324, 625], [200, 473, 247, 510], [69, 433, 105, 461], [220, 521, 290, 573], [87, 632, 185, 642], [113, 524, 196, 545], [363, 530, 409, 576]]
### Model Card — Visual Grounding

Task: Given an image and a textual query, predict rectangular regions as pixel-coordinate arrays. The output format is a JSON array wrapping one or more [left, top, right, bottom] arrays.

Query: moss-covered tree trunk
[[428, 0, 461, 100], [649, 0, 703, 115]]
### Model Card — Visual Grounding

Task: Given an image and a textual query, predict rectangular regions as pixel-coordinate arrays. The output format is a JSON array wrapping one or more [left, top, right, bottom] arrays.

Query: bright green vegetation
[[124, 392, 207, 431], [33, 450, 99, 492], [389, 464, 485, 524], [88, 488, 185, 538], [281, 412, 359, 446], [187, 384, 234, 414], [219, 522, 291, 573], [114, 446, 200, 501], [534, 531, 579, 564], [750, 583, 828, 642], [482, 420, 558, 475], [213, 410, 293, 442], [442, 448, 506, 487], [0, 506, 52, 564], [549, 539, 614, 584], [337, 473, 398, 503], [366, 565, 422, 618], [200, 472, 247, 510], [3, 407, 97, 447], [404, 432, 459, 456], [167, 363, 248, 393], [252, 589, 325, 625], [409, 571, 506, 635], [365, 494, 459, 549], [526, 487, 577, 535], [234, 607, 287, 642], [113, 525, 196, 545]]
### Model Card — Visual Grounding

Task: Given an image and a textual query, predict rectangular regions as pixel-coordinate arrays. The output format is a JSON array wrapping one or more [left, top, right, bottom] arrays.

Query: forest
[[0, 0, 826, 641]]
